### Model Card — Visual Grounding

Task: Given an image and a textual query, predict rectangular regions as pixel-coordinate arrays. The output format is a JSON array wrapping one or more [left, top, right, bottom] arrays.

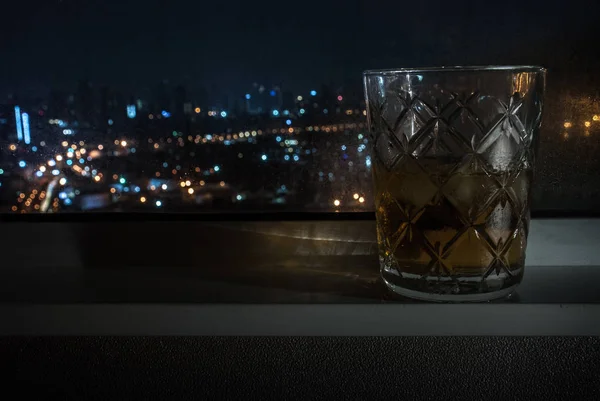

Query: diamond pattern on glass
[[380, 96, 409, 134], [414, 195, 466, 257], [440, 227, 494, 275], [442, 155, 502, 221], [392, 226, 433, 276], [465, 94, 508, 131], [411, 98, 437, 122], [448, 107, 486, 150], [475, 192, 520, 248], [477, 117, 523, 172], [479, 233, 514, 280], [368, 104, 389, 139], [411, 119, 469, 185], [365, 69, 543, 298], [421, 238, 456, 279], [393, 109, 424, 148], [510, 94, 542, 147], [374, 132, 401, 171], [504, 221, 528, 274], [506, 167, 531, 216], [375, 191, 408, 250], [418, 87, 456, 116]]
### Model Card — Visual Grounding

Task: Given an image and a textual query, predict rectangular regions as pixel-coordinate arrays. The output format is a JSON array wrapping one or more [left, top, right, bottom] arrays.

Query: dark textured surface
[[1, 219, 600, 396], [1, 337, 600, 400]]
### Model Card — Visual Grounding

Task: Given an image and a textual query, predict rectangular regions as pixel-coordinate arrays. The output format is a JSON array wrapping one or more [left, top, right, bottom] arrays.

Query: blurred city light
[[126, 105, 136, 119], [14, 106, 23, 142], [2, 78, 391, 214], [22, 113, 31, 144]]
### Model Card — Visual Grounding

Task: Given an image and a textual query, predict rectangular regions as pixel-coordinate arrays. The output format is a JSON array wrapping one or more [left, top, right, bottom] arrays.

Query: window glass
[[1, 0, 598, 213]]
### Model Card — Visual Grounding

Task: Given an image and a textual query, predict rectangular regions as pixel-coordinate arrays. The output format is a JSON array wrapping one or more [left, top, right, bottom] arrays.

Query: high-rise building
[[282, 91, 294, 112], [100, 86, 110, 130], [246, 83, 265, 114], [173, 85, 187, 117], [155, 80, 171, 113], [246, 83, 283, 115], [48, 90, 68, 120], [218, 94, 230, 112], [100, 86, 126, 130], [0, 104, 14, 142], [76, 80, 95, 127], [318, 84, 334, 112], [195, 86, 208, 111]]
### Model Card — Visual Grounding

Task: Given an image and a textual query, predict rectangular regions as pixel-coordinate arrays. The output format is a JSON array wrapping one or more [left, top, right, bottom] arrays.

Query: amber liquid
[[374, 157, 531, 297]]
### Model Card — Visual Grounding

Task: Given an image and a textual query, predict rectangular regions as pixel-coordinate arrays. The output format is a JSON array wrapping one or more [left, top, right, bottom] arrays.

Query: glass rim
[[363, 65, 546, 76]]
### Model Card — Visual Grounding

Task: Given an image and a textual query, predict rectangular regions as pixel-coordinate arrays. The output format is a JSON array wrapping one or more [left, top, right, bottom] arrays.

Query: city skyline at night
[[0, 74, 599, 215], [1, 0, 599, 215]]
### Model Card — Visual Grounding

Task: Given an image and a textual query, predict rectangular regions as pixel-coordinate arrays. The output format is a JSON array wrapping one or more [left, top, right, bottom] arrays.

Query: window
[[0, 0, 598, 214]]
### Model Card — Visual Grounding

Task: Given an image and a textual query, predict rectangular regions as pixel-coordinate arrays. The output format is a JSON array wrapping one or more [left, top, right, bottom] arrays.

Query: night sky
[[1, 0, 599, 98]]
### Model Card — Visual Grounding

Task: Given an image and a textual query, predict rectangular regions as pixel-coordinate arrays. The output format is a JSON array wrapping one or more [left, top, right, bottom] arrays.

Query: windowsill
[[0, 217, 599, 335]]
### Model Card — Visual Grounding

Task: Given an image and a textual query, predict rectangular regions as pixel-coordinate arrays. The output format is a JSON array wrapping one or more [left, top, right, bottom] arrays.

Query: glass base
[[380, 258, 523, 303], [382, 275, 519, 302]]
